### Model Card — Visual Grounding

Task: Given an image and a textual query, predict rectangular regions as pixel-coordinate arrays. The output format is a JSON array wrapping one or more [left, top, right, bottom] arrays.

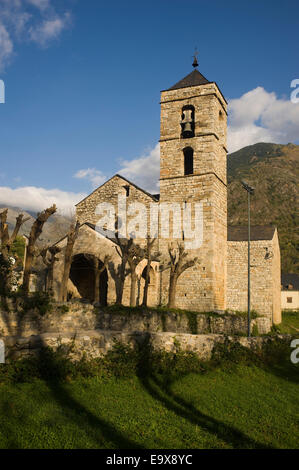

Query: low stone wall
[[3, 330, 281, 362], [0, 300, 275, 362], [0, 301, 272, 338]]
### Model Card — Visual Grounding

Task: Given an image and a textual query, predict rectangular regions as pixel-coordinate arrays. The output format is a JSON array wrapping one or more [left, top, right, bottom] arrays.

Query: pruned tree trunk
[[40, 245, 61, 293], [116, 257, 127, 304], [166, 243, 199, 309], [23, 205, 56, 295], [59, 221, 80, 302], [136, 277, 141, 306], [168, 272, 179, 309], [130, 269, 138, 307], [94, 258, 100, 304], [142, 237, 160, 307], [112, 227, 134, 305], [127, 243, 144, 307], [0, 209, 30, 295], [142, 258, 151, 307]]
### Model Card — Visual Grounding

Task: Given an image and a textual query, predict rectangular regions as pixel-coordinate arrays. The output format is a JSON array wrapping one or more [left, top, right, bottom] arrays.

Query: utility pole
[[241, 181, 255, 338]]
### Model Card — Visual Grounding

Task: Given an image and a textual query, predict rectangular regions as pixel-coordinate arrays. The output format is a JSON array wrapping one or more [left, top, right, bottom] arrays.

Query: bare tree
[[0, 209, 30, 294], [166, 243, 199, 309], [127, 243, 144, 307], [113, 230, 134, 305], [22, 205, 57, 295], [59, 221, 80, 302], [142, 236, 160, 307], [94, 254, 110, 304], [40, 245, 61, 293]]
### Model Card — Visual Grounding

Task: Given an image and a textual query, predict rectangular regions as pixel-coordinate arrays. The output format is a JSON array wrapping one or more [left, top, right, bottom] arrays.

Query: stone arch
[[69, 253, 108, 305]]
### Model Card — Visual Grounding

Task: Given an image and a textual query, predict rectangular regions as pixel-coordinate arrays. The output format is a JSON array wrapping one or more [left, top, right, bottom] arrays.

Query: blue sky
[[0, 0, 298, 212]]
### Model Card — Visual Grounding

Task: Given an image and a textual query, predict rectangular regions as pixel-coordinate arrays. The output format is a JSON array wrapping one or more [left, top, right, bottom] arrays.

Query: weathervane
[[192, 47, 199, 68]]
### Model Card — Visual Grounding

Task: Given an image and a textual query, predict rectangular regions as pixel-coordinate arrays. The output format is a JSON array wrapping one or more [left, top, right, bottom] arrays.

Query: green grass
[[276, 310, 299, 335], [0, 355, 298, 449]]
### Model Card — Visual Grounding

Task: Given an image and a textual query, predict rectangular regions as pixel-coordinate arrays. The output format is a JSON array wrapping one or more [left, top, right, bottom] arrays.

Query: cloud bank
[[0, 186, 86, 215], [0, 0, 71, 70], [74, 168, 107, 189], [118, 144, 160, 194], [228, 87, 299, 153]]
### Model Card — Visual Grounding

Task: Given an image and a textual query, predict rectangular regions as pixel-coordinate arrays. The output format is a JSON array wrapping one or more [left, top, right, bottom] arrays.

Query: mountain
[[0, 205, 71, 246], [227, 142, 299, 274]]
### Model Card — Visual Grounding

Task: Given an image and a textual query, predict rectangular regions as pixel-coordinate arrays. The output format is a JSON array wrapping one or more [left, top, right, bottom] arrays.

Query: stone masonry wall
[[227, 233, 281, 323], [0, 301, 271, 339], [159, 81, 227, 312], [4, 331, 280, 363]]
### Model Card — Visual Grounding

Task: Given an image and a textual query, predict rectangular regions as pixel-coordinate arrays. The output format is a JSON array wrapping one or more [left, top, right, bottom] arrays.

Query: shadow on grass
[[44, 378, 143, 449], [32, 340, 144, 449], [136, 351, 274, 449], [1, 294, 144, 449]]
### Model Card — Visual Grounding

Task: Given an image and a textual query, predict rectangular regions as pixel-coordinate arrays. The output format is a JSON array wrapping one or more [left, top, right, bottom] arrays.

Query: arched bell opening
[[181, 105, 195, 138]]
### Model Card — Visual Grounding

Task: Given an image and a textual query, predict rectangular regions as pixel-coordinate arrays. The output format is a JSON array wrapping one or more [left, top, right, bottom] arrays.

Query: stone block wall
[[0, 301, 272, 339], [159, 81, 227, 313], [0, 300, 277, 362], [227, 230, 281, 323], [3, 330, 284, 363]]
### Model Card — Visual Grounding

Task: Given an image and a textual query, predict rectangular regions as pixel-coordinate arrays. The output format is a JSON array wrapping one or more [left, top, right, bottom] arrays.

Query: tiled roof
[[167, 69, 210, 91], [228, 226, 276, 241], [281, 273, 299, 291]]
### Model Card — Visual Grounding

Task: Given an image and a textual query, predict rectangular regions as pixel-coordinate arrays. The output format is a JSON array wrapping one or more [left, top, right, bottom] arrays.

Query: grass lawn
[[0, 361, 298, 449], [277, 310, 299, 334]]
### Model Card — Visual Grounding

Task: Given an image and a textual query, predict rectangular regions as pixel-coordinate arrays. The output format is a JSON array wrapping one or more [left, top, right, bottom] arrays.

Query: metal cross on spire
[[192, 48, 199, 68]]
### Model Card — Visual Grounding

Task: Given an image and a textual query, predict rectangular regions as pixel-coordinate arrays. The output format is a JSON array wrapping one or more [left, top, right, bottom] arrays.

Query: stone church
[[52, 62, 281, 326]]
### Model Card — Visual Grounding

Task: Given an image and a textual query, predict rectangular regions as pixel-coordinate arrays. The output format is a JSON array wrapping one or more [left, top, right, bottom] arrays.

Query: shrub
[[16, 291, 53, 317], [0, 335, 296, 385]]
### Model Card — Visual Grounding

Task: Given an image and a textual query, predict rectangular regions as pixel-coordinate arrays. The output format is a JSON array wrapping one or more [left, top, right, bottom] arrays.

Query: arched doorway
[[69, 253, 108, 305]]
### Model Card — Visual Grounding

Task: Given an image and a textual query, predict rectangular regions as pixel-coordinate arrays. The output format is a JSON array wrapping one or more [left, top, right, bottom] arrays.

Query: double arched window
[[183, 147, 193, 175]]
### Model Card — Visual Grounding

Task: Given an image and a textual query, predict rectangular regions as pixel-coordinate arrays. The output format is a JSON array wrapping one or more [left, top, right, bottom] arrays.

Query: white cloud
[[74, 168, 107, 188], [0, 0, 71, 70], [0, 186, 86, 214], [29, 12, 71, 46], [27, 0, 50, 10], [73, 144, 161, 195], [0, 23, 13, 70], [228, 87, 299, 152], [118, 143, 160, 193]]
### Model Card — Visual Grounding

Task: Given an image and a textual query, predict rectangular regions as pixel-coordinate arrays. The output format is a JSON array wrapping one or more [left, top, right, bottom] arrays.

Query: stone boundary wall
[[3, 331, 285, 362], [0, 301, 272, 338]]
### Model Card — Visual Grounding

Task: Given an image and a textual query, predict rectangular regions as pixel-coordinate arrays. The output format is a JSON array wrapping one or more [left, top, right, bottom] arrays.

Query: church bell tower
[[159, 55, 228, 312]]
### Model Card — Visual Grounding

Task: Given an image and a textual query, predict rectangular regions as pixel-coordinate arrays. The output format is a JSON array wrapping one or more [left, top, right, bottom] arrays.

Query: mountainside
[[227, 142, 299, 274], [0, 206, 71, 246]]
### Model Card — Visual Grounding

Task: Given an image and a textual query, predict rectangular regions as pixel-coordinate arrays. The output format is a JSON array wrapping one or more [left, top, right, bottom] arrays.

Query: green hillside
[[227, 142, 299, 274]]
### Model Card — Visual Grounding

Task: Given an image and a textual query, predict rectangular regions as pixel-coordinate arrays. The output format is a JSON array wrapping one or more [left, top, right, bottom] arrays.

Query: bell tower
[[159, 57, 228, 312]]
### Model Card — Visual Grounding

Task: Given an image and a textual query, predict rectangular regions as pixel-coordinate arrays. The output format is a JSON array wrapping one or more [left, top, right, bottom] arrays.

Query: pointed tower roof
[[167, 69, 210, 91]]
